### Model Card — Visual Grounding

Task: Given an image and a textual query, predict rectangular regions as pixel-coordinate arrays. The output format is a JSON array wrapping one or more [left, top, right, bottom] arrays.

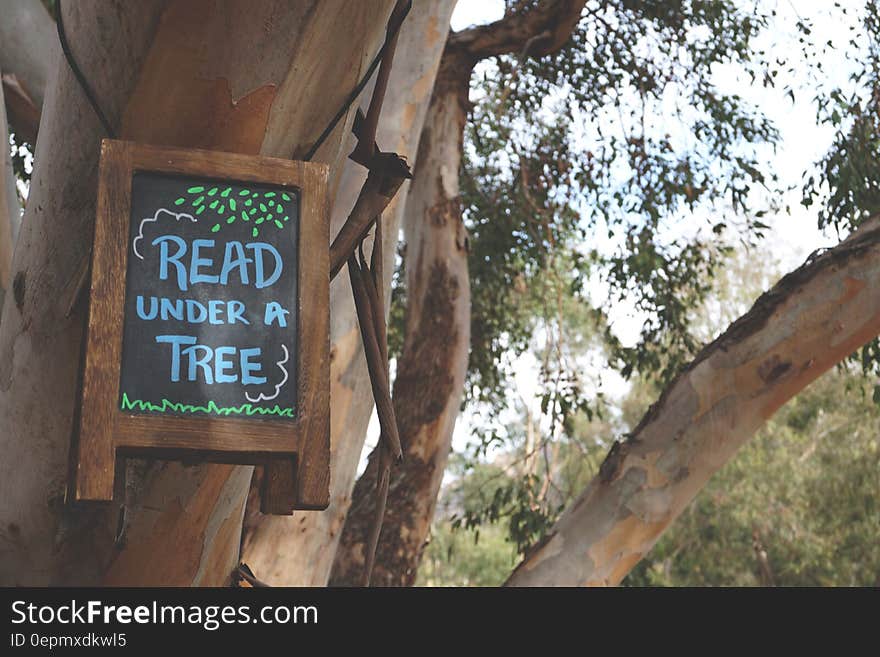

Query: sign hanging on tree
[[74, 140, 330, 515]]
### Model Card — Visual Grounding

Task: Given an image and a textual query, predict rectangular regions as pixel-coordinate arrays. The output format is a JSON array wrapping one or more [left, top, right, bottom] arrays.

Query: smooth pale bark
[[329, 62, 471, 586], [0, 0, 395, 586], [329, 0, 586, 586], [0, 64, 21, 322], [240, 0, 458, 586], [506, 220, 880, 586], [0, 0, 56, 142]]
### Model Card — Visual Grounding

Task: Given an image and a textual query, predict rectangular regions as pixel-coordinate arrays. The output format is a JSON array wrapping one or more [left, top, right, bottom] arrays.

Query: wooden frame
[[74, 140, 330, 514]]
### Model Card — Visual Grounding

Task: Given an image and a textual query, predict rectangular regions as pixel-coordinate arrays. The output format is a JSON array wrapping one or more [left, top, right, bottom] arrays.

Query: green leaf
[[174, 197, 186, 206], [187, 186, 205, 194], [211, 224, 220, 233]]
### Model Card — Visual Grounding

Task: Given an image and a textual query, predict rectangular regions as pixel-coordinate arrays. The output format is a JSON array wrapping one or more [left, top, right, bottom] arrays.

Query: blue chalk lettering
[[241, 347, 266, 385], [220, 242, 252, 286], [264, 301, 290, 327], [136, 295, 157, 320], [155, 334, 197, 382], [181, 344, 214, 384], [159, 297, 184, 321], [214, 346, 238, 383], [153, 235, 188, 292], [190, 239, 219, 285], [228, 300, 249, 325], [246, 243, 283, 289]]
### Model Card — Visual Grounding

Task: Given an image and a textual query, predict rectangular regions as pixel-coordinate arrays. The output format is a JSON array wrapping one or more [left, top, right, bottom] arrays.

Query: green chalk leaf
[[221, 187, 231, 198], [281, 193, 291, 201], [264, 192, 276, 198], [252, 227, 259, 237], [209, 200, 218, 209], [193, 195, 205, 206], [274, 219, 284, 229], [174, 197, 186, 206], [187, 186, 205, 194], [229, 199, 237, 211], [259, 203, 267, 212], [211, 224, 220, 232], [208, 187, 218, 196], [226, 216, 235, 224], [218, 204, 225, 214], [196, 206, 206, 215]]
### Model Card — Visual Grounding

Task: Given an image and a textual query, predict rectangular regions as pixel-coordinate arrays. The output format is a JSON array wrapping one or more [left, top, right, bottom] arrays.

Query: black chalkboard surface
[[119, 172, 299, 420]]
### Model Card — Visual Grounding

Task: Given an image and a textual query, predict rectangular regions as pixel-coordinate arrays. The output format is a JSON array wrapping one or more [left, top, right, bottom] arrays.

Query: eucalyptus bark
[[329, 57, 471, 587], [0, 64, 20, 323], [239, 0, 458, 586], [506, 220, 880, 586], [0, 0, 56, 142], [0, 0, 395, 586], [0, 0, 55, 321], [329, 0, 586, 586]]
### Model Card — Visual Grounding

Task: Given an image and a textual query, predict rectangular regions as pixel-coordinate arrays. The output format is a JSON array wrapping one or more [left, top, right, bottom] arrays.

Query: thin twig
[[348, 253, 403, 460]]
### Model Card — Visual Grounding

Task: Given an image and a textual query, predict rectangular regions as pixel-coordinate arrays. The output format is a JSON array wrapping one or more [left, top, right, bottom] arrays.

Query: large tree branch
[[448, 0, 583, 61], [506, 219, 880, 586]]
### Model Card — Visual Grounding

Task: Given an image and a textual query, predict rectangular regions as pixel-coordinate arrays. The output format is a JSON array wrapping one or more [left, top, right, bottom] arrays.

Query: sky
[[359, 0, 869, 468]]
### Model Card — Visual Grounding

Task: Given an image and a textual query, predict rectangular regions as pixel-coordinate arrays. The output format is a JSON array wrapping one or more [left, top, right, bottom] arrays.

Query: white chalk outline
[[133, 208, 197, 260], [245, 344, 289, 403]]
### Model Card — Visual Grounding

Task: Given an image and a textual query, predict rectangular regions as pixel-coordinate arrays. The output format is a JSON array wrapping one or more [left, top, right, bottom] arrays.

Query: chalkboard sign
[[120, 172, 299, 419], [74, 141, 330, 515]]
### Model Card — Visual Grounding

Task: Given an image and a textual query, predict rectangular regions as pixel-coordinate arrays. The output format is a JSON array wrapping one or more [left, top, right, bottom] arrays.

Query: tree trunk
[[0, 0, 55, 320], [0, 63, 21, 323], [329, 57, 471, 587], [329, 0, 586, 586], [239, 0, 458, 586], [0, 0, 56, 142], [506, 220, 880, 586], [0, 0, 395, 586]]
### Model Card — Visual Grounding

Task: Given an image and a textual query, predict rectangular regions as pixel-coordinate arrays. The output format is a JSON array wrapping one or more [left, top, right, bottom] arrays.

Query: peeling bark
[[239, 0, 457, 586], [329, 59, 471, 587], [0, 0, 396, 586], [506, 220, 880, 586], [329, 0, 586, 586]]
